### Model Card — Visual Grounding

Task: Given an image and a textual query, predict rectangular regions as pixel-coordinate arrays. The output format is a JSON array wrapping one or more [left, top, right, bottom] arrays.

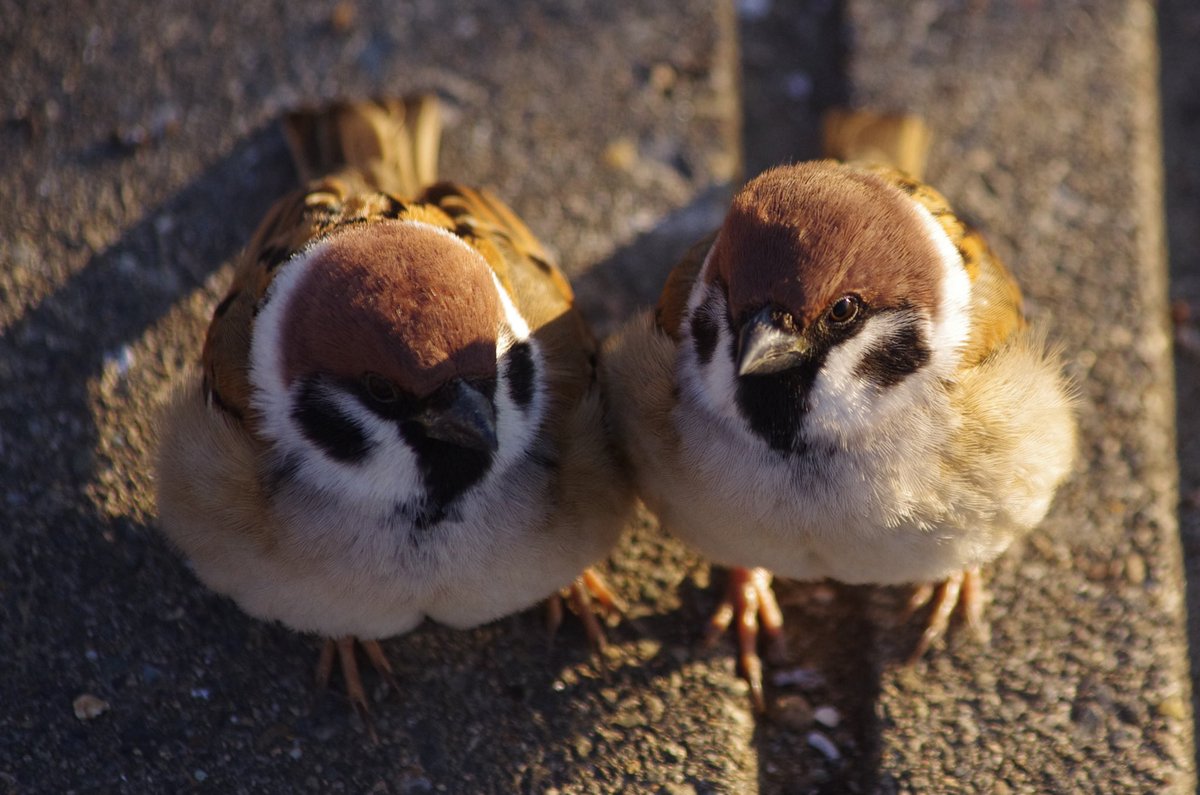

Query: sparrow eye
[[362, 372, 399, 403], [827, 295, 860, 324]]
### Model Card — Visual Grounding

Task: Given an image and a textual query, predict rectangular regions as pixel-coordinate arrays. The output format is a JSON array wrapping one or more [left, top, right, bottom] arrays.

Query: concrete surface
[[2, 0, 1196, 792], [1161, 0, 1200, 777]]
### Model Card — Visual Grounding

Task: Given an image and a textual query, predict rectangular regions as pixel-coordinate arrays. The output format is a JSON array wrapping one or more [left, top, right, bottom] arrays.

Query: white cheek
[[493, 335, 546, 475], [679, 239, 743, 423], [295, 392, 425, 505], [491, 277, 546, 474], [910, 200, 971, 376], [678, 282, 745, 428], [806, 313, 936, 441]]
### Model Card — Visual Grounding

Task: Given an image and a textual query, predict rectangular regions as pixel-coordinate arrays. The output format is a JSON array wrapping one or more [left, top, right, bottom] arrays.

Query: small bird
[[155, 97, 631, 729], [601, 111, 1076, 710]]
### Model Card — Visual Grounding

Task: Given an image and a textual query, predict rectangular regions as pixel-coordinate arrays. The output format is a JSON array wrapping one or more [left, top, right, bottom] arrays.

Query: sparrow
[[154, 96, 631, 729], [601, 111, 1077, 710]]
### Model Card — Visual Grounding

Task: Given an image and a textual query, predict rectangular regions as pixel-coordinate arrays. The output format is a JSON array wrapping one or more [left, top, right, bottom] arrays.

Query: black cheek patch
[[292, 377, 372, 463], [853, 319, 931, 388], [504, 341, 536, 410], [690, 309, 720, 366]]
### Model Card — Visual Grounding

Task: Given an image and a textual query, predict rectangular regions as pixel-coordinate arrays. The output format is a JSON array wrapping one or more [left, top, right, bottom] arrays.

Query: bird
[[154, 96, 632, 731], [601, 110, 1077, 710]]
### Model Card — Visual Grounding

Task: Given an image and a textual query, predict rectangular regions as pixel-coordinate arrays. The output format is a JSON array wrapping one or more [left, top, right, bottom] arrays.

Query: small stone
[[1156, 696, 1188, 720], [770, 694, 812, 731], [1124, 554, 1147, 585], [649, 63, 677, 93], [635, 638, 662, 659], [73, 693, 110, 720], [573, 735, 593, 759], [643, 694, 666, 722], [661, 740, 687, 761], [806, 730, 841, 761], [783, 72, 813, 101], [813, 705, 840, 728], [603, 138, 638, 171], [194, 770, 208, 782]]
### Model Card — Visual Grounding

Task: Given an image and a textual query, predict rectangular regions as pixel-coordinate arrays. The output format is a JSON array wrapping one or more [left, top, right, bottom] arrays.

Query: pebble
[[813, 705, 841, 728], [73, 693, 110, 720], [806, 730, 841, 762], [1125, 554, 1147, 586], [603, 138, 638, 172], [1156, 696, 1188, 720]]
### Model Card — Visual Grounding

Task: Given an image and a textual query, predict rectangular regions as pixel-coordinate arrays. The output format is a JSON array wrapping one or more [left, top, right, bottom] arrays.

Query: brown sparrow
[[601, 114, 1076, 709], [155, 97, 631, 728]]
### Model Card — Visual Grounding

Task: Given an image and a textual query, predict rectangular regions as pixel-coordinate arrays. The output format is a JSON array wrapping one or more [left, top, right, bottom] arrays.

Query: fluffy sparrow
[[602, 111, 1076, 709], [155, 97, 631, 729]]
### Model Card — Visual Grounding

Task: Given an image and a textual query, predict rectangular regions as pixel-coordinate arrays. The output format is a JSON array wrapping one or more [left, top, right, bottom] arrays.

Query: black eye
[[827, 295, 860, 324], [362, 372, 399, 403]]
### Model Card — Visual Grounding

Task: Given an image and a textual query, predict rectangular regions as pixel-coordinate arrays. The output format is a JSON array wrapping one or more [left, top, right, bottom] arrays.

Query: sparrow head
[[248, 220, 545, 519], [682, 161, 971, 450]]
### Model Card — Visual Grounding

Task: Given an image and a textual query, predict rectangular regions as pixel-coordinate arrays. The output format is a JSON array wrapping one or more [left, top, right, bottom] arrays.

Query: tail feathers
[[283, 95, 442, 197], [822, 108, 931, 180]]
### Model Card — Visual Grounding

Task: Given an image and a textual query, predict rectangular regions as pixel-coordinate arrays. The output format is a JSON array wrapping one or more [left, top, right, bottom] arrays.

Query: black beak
[[419, 380, 499, 452], [736, 307, 812, 377]]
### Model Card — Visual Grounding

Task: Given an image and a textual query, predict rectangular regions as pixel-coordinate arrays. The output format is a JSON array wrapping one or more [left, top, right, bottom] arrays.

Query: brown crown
[[280, 220, 501, 397], [709, 161, 944, 326]]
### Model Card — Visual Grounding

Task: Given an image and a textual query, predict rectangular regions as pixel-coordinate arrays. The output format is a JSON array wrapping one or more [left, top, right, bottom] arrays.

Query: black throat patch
[[735, 362, 822, 454], [396, 377, 499, 525]]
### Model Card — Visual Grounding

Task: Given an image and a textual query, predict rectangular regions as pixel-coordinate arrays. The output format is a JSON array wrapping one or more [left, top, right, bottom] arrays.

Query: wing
[[654, 230, 719, 341]]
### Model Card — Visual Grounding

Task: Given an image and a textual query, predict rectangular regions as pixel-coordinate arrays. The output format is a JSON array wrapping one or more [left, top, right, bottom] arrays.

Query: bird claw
[[906, 566, 989, 663], [315, 636, 400, 743], [704, 567, 787, 712], [546, 567, 626, 654]]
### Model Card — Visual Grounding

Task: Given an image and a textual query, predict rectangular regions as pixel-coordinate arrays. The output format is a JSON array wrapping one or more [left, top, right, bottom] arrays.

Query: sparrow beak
[[419, 380, 499, 452], [737, 307, 812, 377]]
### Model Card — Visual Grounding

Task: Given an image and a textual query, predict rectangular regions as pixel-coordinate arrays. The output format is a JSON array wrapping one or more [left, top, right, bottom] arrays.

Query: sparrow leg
[[703, 567, 786, 713], [546, 567, 627, 653], [315, 636, 401, 742], [907, 566, 989, 662]]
